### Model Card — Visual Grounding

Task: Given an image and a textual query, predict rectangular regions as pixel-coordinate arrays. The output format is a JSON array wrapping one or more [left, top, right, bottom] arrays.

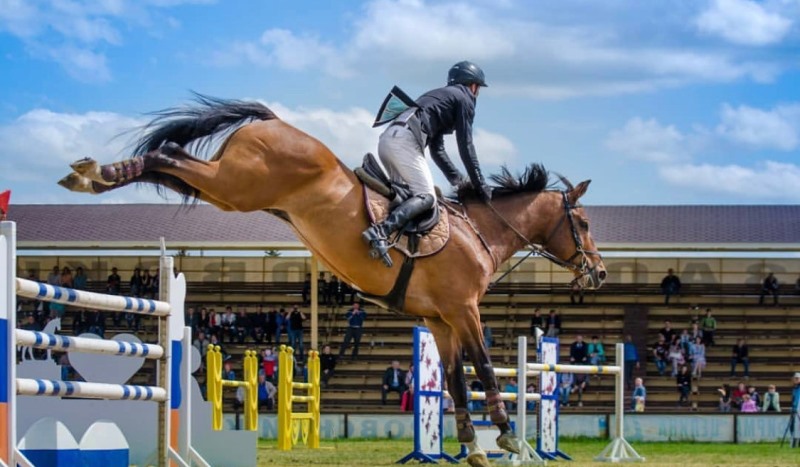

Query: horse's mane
[[456, 163, 555, 199]]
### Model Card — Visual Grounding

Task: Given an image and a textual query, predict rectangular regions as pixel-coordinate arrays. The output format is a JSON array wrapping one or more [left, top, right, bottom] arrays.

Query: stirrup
[[361, 230, 394, 268]]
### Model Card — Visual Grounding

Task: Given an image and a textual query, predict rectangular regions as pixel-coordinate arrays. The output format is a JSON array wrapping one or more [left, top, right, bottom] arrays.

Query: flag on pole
[[0, 190, 10, 217]]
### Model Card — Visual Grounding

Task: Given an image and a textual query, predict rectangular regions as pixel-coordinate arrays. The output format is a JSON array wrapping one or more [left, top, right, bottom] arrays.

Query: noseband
[[487, 191, 602, 289]]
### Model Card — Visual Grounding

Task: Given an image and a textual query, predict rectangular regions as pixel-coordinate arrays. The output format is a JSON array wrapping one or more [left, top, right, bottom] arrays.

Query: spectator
[[73, 266, 88, 290], [569, 283, 584, 305], [275, 308, 287, 346], [545, 309, 561, 337], [759, 272, 780, 306], [148, 269, 160, 299], [130, 267, 144, 296], [700, 309, 716, 347], [265, 306, 278, 346], [793, 373, 800, 447], [740, 393, 758, 413], [301, 273, 311, 305], [339, 302, 366, 360], [690, 336, 706, 379], [689, 321, 703, 344], [587, 335, 605, 365], [60, 267, 74, 288], [660, 268, 682, 305], [257, 373, 277, 410], [747, 385, 760, 408], [668, 336, 685, 377], [221, 306, 237, 344], [328, 275, 346, 306], [762, 384, 781, 412], [208, 308, 221, 339], [186, 307, 198, 335], [530, 307, 545, 336], [526, 383, 537, 411], [558, 373, 573, 407], [47, 266, 61, 287], [401, 366, 415, 412], [652, 334, 668, 376], [482, 321, 493, 348], [732, 382, 747, 410], [659, 320, 676, 343], [632, 377, 646, 412], [235, 308, 252, 344], [261, 348, 278, 383], [107, 267, 122, 326], [676, 365, 691, 406], [730, 338, 750, 378], [193, 331, 210, 362], [623, 335, 640, 388], [222, 360, 236, 381], [571, 373, 589, 407], [504, 378, 518, 410], [318, 272, 329, 305], [288, 306, 306, 357], [569, 335, 588, 365], [718, 384, 732, 412], [320, 345, 337, 388], [251, 306, 267, 344], [381, 360, 407, 405]]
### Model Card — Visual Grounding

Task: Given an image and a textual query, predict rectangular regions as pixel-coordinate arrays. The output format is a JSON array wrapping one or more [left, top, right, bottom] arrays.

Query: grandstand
[[8, 204, 800, 414]]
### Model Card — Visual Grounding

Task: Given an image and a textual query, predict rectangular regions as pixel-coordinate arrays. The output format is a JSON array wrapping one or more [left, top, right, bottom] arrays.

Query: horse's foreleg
[[425, 318, 490, 467], [456, 310, 521, 455]]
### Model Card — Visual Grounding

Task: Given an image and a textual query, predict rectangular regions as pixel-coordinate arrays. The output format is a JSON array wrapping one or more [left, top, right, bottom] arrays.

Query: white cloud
[[695, 0, 793, 46], [0, 0, 214, 81], [660, 161, 800, 201], [210, 0, 787, 100], [605, 118, 688, 163], [716, 103, 800, 151]]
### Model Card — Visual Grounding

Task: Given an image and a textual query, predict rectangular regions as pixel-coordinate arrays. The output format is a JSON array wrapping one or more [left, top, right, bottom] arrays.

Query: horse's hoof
[[58, 173, 97, 194], [70, 157, 97, 174], [496, 432, 521, 454], [466, 451, 491, 467]]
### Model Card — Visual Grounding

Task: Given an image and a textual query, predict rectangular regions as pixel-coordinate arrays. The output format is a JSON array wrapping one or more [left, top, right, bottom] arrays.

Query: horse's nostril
[[598, 270, 607, 281]]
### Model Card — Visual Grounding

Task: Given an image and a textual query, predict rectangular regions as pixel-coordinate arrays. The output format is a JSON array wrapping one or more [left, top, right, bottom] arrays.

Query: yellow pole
[[277, 345, 293, 450], [243, 350, 258, 431], [310, 258, 319, 352], [308, 350, 320, 448], [207, 345, 222, 431]]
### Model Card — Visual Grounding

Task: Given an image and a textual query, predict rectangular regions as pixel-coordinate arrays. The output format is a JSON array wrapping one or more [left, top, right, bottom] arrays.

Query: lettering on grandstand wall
[[620, 415, 732, 442]]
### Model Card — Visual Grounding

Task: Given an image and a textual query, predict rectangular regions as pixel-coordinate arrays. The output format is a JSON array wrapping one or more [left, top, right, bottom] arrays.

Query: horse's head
[[541, 178, 606, 290]]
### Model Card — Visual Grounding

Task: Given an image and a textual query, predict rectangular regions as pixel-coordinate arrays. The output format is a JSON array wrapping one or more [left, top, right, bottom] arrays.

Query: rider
[[362, 60, 492, 267]]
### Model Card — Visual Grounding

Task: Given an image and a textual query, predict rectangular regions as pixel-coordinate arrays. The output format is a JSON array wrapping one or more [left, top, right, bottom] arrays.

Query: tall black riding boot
[[362, 193, 435, 268]]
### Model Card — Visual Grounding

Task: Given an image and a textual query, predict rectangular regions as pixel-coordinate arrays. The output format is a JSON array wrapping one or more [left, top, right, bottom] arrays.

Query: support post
[[310, 258, 319, 352], [0, 221, 16, 467], [593, 343, 645, 462]]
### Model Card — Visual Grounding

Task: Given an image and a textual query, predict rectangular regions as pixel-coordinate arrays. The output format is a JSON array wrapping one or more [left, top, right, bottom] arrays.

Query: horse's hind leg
[[425, 318, 490, 467]]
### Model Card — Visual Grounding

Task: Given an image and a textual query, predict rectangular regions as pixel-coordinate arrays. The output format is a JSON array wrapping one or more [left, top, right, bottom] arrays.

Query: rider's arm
[[454, 102, 489, 198], [429, 134, 465, 186]]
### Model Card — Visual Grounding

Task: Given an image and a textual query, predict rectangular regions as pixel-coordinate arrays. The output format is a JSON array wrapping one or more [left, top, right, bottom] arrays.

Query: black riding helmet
[[447, 61, 487, 87]]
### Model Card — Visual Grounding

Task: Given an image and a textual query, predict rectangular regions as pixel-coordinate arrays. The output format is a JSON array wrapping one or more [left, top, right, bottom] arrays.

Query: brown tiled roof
[[5, 204, 800, 251]]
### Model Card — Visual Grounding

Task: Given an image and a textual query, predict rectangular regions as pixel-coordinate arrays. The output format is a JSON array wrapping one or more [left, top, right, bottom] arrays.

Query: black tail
[[129, 93, 278, 203], [132, 93, 278, 157]]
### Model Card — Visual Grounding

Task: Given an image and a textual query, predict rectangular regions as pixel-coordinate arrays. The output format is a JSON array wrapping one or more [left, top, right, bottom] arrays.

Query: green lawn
[[256, 438, 800, 466]]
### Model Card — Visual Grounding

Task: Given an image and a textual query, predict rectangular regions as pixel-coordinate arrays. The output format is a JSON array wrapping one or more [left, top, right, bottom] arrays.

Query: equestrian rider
[[362, 61, 491, 267]]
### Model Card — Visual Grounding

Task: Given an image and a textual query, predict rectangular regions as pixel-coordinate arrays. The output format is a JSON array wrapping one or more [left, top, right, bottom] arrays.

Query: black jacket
[[416, 84, 483, 189]]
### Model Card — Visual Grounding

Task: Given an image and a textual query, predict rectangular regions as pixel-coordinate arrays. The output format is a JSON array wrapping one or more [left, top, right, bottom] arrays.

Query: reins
[[485, 192, 602, 290]]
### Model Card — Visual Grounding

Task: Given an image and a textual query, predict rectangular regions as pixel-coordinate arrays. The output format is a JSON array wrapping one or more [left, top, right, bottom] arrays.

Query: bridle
[[487, 191, 603, 289]]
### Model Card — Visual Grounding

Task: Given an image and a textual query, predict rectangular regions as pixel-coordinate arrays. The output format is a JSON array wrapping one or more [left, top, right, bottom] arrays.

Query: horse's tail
[[132, 93, 278, 157]]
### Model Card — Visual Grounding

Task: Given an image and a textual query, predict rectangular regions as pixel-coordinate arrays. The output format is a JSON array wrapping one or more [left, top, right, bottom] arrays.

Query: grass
[[256, 438, 800, 466]]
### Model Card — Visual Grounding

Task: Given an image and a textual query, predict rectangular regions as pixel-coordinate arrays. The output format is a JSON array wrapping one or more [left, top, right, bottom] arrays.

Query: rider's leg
[[362, 123, 436, 267], [362, 193, 434, 267]]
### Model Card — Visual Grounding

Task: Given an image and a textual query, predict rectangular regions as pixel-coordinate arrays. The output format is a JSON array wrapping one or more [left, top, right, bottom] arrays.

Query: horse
[[58, 95, 606, 467]]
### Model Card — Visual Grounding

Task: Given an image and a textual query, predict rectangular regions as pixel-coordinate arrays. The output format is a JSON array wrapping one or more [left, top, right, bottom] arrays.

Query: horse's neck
[[469, 193, 556, 266]]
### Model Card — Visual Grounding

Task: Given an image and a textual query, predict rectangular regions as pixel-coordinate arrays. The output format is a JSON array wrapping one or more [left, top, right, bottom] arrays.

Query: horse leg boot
[[486, 389, 521, 454], [361, 193, 434, 267], [455, 408, 490, 467]]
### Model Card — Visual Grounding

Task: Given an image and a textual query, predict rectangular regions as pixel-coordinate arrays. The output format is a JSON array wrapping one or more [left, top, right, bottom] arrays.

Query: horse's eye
[[579, 220, 589, 230]]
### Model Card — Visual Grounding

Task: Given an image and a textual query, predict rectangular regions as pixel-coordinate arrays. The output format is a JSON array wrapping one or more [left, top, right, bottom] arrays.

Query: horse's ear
[[568, 180, 591, 204]]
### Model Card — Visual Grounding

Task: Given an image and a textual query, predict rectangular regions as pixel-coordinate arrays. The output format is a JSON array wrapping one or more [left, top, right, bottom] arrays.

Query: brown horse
[[58, 96, 606, 467]]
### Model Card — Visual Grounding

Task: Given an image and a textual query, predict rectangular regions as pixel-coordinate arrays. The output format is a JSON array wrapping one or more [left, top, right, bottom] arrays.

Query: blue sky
[[1, 0, 799, 206]]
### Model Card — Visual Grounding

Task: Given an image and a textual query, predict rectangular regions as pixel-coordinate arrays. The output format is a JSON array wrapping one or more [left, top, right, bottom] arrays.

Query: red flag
[[0, 190, 10, 216]]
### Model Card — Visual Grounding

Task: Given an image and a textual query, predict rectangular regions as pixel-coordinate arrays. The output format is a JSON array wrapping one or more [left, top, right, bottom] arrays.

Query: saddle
[[354, 153, 452, 313], [355, 153, 449, 258]]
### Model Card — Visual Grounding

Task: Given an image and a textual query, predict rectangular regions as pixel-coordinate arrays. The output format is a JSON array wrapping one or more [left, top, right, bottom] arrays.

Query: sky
[[1, 0, 799, 206]]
